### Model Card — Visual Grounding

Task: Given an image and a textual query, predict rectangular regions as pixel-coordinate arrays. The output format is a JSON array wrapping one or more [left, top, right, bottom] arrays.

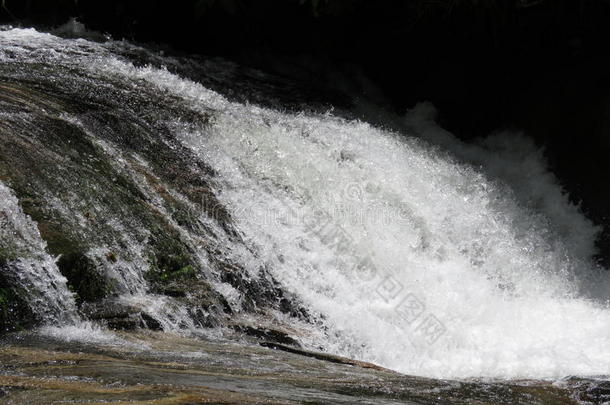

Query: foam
[[1, 27, 609, 379]]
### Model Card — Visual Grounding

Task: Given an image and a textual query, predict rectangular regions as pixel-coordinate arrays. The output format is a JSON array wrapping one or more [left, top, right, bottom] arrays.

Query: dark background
[[2, 0, 610, 263]]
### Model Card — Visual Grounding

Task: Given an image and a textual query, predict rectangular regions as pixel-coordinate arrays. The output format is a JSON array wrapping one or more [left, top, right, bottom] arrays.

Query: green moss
[[167, 265, 196, 281], [152, 265, 196, 282], [146, 228, 198, 283], [142, 211, 205, 288]]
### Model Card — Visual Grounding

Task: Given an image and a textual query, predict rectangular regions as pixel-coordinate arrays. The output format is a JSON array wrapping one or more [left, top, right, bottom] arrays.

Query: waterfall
[[0, 27, 609, 379], [177, 97, 610, 378]]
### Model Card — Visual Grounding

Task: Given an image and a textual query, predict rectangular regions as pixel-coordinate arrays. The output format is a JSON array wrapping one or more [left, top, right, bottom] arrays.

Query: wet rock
[[56, 252, 114, 306], [145, 226, 198, 285], [233, 325, 301, 347], [218, 262, 309, 320], [81, 299, 159, 331], [259, 342, 396, 373], [140, 312, 163, 331], [151, 279, 231, 328], [1, 332, 584, 404], [0, 50, 309, 335], [0, 271, 36, 333]]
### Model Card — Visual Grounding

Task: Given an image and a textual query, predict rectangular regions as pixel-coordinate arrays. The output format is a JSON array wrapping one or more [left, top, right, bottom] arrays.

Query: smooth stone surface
[[0, 330, 601, 404]]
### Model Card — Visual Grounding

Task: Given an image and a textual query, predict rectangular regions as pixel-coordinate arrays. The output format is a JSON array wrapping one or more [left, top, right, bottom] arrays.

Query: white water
[[1, 27, 610, 379], [0, 181, 78, 324], [177, 101, 610, 378]]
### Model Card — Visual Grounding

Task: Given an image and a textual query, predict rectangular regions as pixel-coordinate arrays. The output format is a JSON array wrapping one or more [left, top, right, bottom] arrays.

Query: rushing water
[[0, 26, 609, 385], [0, 182, 78, 324]]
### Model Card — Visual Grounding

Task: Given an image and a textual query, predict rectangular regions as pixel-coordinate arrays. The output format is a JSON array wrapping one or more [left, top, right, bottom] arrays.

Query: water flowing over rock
[[0, 182, 78, 328], [0, 27, 609, 384], [0, 28, 305, 337]]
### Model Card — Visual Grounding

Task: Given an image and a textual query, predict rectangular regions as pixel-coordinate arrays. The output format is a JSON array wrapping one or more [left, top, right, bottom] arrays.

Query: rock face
[[0, 271, 34, 332], [0, 39, 306, 336]]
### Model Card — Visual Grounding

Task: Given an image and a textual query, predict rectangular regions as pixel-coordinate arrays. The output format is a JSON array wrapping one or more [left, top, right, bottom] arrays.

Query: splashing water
[[0, 181, 79, 325], [178, 101, 610, 378], [0, 27, 609, 379]]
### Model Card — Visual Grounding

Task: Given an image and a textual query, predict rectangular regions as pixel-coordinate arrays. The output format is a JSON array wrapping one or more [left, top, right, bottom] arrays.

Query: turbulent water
[[0, 182, 78, 323], [0, 26, 609, 383]]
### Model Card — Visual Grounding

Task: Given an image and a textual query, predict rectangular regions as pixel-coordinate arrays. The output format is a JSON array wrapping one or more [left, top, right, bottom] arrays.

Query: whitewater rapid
[[1, 27, 609, 379], [179, 100, 610, 378]]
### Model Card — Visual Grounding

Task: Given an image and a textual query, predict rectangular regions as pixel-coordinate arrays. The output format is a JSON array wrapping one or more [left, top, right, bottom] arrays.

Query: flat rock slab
[[0, 330, 597, 405]]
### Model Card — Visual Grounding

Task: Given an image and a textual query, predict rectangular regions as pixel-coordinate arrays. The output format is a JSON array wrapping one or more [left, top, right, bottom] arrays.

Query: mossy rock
[[146, 224, 198, 284], [0, 60, 310, 335]]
